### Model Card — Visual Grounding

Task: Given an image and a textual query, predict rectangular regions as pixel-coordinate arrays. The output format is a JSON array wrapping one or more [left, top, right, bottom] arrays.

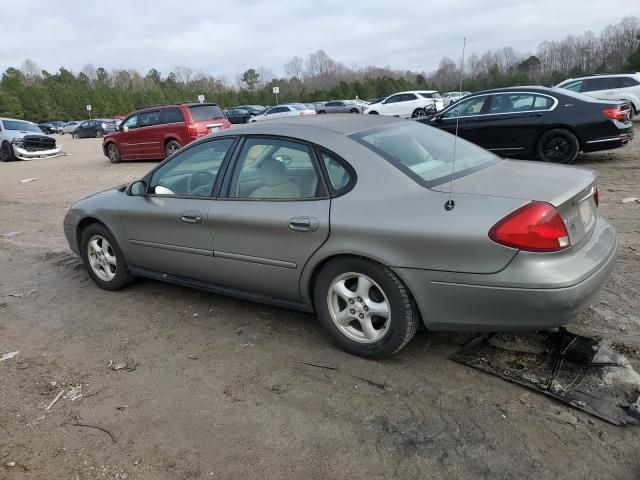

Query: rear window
[[2, 120, 42, 132], [351, 122, 498, 188], [188, 104, 225, 121]]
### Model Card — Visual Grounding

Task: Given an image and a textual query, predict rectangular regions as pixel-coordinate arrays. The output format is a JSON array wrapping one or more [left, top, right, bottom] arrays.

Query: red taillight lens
[[593, 187, 599, 207], [489, 202, 570, 252], [187, 123, 198, 137], [602, 107, 628, 121]]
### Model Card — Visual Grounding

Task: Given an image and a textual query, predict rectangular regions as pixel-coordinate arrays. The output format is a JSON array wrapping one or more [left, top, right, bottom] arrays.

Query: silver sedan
[[63, 115, 617, 358]]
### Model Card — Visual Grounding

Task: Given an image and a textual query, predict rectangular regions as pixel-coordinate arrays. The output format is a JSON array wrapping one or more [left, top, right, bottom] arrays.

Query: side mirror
[[434, 114, 443, 121], [122, 125, 129, 133], [128, 180, 147, 196]]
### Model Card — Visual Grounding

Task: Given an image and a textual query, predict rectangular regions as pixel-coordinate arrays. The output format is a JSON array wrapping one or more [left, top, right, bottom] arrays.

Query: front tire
[[349, 108, 359, 114], [95, 129, 104, 138], [368, 111, 379, 115], [0, 141, 15, 162], [106, 143, 121, 163], [314, 258, 419, 358], [537, 129, 579, 164], [411, 108, 426, 118], [165, 140, 181, 158], [318, 110, 326, 114], [81, 223, 132, 291]]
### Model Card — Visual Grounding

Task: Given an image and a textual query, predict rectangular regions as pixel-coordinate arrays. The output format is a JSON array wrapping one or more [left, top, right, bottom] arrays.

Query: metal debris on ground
[[72, 423, 117, 443], [621, 197, 640, 204], [8, 289, 36, 298], [64, 385, 83, 401], [451, 329, 640, 426], [0, 351, 20, 362], [19, 178, 37, 183], [298, 360, 337, 370], [45, 389, 65, 411], [107, 360, 137, 371]]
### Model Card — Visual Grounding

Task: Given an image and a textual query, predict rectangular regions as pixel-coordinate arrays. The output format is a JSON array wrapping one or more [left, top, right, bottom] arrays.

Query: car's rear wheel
[[318, 110, 326, 114], [95, 129, 104, 138], [411, 108, 426, 118], [165, 140, 181, 158], [537, 129, 579, 164], [349, 108, 359, 114], [368, 111, 379, 115], [314, 257, 419, 358], [0, 141, 15, 162], [106, 143, 121, 163], [81, 223, 132, 291]]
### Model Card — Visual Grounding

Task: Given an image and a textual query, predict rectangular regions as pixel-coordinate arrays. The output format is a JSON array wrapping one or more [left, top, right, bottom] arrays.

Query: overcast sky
[[1, 0, 637, 81]]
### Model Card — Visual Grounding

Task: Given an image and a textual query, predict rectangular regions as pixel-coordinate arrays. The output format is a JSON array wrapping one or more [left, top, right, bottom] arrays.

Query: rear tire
[[412, 108, 426, 118], [349, 108, 360, 114], [95, 129, 104, 138], [314, 257, 419, 358], [81, 223, 132, 291], [0, 141, 15, 162], [165, 140, 181, 158], [368, 111, 379, 115], [536, 128, 579, 164], [106, 143, 121, 163], [318, 110, 326, 114]]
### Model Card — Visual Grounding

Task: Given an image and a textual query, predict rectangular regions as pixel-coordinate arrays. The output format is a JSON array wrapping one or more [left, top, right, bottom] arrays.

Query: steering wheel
[[187, 171, 216, 196]]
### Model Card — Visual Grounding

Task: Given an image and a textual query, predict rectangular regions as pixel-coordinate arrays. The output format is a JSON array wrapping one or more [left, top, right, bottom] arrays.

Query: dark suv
[[102, 103, 231, 163]]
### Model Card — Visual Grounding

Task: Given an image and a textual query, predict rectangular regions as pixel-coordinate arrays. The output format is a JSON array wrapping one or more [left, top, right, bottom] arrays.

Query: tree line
[[1, 16, 638, 122]]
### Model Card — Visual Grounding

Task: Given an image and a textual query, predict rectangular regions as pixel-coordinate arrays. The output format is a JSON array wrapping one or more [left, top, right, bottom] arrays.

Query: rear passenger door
[[136, 110, 163, 159], [209, 136, 330, 301], [160, 107, 186, 148]]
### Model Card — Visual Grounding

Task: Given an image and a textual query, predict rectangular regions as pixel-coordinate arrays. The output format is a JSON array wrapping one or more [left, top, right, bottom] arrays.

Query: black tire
[[318, 110, 327, 114], [106, 143, 121, 163], [0, 141, 15, 162], [349, 108, 360, 114], [368, 111, 379, 115], [95, 129, 104, 138], [81, 223, 132, 291], [536, 128, 579, 164], [314, 257, 419, 359], [165, 140, 181, 158], [411, 108, 426, 118]]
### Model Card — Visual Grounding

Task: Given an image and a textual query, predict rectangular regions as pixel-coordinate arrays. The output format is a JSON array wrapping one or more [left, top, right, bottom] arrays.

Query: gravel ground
[[0, 131, 639, 479]]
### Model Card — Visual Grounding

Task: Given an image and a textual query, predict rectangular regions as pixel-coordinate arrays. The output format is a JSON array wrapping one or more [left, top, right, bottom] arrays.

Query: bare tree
[[174, 66, 194, 84], [284, 56, 304, 80], [20, 58, 41, 80]]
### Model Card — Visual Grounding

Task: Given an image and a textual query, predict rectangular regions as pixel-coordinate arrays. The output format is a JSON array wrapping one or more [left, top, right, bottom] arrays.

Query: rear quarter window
[[188, 105, 225, 121], [161, 107, 184, 123]]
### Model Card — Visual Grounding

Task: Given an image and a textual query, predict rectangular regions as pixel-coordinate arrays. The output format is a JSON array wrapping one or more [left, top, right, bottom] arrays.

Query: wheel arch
[[163, 135, 181, 148], [534, 124, 583, 153]]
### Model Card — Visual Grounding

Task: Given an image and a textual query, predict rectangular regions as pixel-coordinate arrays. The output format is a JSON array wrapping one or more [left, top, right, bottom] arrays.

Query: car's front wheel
[[0, 141, 15, 162], [537, 129, 579, 164], [411, 108, 426, 118], [81, 223, 132, 291], [314, 257, 419, 358], [368, 111, 379, 115], [95, 129, 104, 138], [106, 143, 121, 163]]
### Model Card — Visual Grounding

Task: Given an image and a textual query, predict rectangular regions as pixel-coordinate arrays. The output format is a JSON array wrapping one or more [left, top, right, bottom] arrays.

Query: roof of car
[[468, 86, 558, 95], [559, 72, 640, 82], [235, 113, 404, 135], [0, 117, 36, 123]]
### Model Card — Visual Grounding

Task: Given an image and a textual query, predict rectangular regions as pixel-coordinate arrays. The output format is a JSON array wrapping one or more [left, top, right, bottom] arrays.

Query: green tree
[[241, 68, 260, 90]]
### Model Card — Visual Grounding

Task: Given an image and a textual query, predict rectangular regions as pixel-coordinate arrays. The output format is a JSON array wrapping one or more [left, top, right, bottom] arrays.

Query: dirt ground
[[1, 129, 639, 480]]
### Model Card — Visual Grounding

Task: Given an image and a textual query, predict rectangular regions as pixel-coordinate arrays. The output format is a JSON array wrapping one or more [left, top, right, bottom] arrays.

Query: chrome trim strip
[[214, 250, 297, 269], [585, 137, 626, 144], [487, 147, 526, 151], [130, 239, 212, 256]]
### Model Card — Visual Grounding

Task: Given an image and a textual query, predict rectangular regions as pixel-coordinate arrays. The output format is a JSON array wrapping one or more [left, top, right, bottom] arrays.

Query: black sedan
[[73, 119, 116, 138], [418, 86, 633, 163], [235, 105, 266, 115], [225, 108, 253, 124]]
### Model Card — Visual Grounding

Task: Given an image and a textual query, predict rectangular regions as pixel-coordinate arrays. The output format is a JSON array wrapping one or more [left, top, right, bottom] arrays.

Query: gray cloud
[[0, 0, 637, 80]]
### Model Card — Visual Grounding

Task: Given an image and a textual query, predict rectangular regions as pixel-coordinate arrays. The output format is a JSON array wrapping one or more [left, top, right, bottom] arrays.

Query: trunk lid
[[433, 159, 598, 248], [186, 104, 231, 137]]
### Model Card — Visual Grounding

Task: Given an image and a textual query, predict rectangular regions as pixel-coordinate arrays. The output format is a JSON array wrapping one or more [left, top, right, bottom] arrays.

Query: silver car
[[316, 100, 364, 114], [63, 115, 617, 358], [249, 103, 316, 122]]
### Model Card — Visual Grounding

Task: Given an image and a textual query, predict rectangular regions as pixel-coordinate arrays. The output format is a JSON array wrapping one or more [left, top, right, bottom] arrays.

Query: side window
[[563, 81, 583, 92], [584, 77, 616, 92], [149, 138, 235, 197], [326, 101, 339, 107], [230, 138, 323, 199], [385, 95, 401, 104], [122, 115, 138, 130], [402, 93, 417, 101], [443, 96, 487, 118], [320, 151, 353, 194], [139, 110, 161, 127], [266, 107, 282, 115], [161, 107, 184, 124], [618, 76, 640, 88], [489, 94, 535, 114], [533, 95, 554, 110]]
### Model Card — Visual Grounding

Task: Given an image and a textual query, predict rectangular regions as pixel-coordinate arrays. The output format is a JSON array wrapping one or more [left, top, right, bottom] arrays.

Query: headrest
[[259, 158, 289, 186]]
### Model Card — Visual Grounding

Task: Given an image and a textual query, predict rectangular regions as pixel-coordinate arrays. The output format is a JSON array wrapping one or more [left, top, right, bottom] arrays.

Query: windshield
[[2, 120, 43, 133], [188, 104, 225, 121], [351, 122, 499, 187]]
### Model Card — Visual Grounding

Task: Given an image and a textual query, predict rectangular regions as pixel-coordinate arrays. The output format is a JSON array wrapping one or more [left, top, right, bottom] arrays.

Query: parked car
[[225, 108, 254, 124], [38, 123, 58, 135], [419, 86, 633, 164], [73, 119, 117, 138], [249, 103, 316, 122], [555, 73, 640, 118], [235, 105, 266, 115], [61, 121, 82, 135], [316, 100, 363, 114], [442, 91, 471, 107], [363, 90, 444, 118], [0, 117, 63, 161], [64, 115, 615, 358], [102, 103, 231, 163]]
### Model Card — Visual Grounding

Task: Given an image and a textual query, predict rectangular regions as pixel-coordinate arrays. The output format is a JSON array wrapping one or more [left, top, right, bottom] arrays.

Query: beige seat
[[249, 158, 301, 199]]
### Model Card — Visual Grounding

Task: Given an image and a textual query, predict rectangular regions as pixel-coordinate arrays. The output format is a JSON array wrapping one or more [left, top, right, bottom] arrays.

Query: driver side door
[[119, 137, 237, 282]]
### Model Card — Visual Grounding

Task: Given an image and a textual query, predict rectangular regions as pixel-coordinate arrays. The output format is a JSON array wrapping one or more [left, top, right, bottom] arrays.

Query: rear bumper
[[583, 126, 633, 153], [13, 145, 62, 160], [394, 216, 617, 331]]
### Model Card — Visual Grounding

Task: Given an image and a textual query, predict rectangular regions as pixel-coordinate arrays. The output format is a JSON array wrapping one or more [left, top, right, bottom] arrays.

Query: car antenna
[[445, 37, 466, 212]]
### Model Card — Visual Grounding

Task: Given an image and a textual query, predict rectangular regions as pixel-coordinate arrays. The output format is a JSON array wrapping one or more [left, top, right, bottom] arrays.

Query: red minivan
[[102, 103, 231, 163]]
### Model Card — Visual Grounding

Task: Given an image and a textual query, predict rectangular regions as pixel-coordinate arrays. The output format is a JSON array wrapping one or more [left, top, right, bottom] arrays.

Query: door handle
[[181, 211, 202, 223], [529, 113, 543, 117], [288, 216, 319, 232]]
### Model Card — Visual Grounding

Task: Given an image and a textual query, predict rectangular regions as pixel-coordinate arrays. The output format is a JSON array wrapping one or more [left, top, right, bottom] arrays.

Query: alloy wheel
[[108, 145, 118, 162], [87, 235, 117, 282], [327, 272, 391, 343], [542, 134, 571, 162]]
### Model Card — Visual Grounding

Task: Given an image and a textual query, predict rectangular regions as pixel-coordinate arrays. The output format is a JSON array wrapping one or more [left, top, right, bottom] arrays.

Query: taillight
[[489, 202, 570, 252], [187, 123, 198, 137], [602, 107, 628, 121], [593, 187, 599, 207]]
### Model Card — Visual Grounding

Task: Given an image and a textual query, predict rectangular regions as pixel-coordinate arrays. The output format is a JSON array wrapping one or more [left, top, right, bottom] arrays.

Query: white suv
[[364, 90, 444, 118], [556, 73, 640, 118]]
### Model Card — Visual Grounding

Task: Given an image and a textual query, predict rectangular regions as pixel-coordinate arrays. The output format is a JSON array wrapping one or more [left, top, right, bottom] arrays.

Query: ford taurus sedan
[[63, 115, 617, 358]]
